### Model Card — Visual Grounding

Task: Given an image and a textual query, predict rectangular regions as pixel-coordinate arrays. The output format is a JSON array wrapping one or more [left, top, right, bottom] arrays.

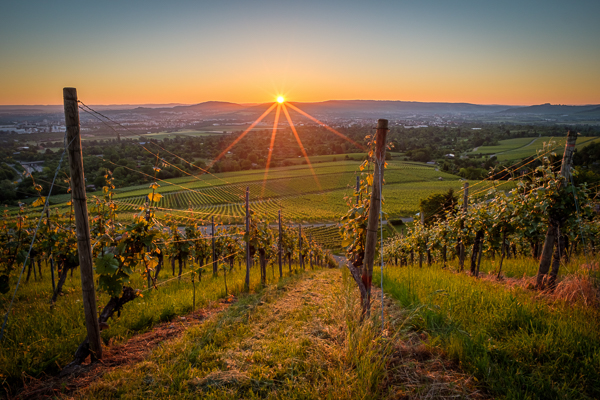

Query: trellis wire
[[0, 135, 73, 342]]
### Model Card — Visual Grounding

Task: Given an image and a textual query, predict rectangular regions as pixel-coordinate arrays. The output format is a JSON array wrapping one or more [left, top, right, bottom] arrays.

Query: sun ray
[[286, 103, 366, 151], [209, 102, 277, 168], [281, 103, 322, 191], [261, 104, 281, 197]]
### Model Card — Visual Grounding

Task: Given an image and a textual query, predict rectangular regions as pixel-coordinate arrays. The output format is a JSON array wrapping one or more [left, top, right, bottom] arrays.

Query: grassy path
[[48, 269, 482, 400]]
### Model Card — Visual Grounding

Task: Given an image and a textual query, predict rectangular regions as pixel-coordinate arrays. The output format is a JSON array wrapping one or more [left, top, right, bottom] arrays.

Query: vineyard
[[1, 100, 600, 399], [0, 155, 339, 392], [470, 135, 600, 161], [374, 139, 600, 398]]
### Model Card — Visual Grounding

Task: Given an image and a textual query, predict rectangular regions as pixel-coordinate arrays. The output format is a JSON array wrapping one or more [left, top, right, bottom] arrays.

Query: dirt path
[[14, 300, 234, 399]]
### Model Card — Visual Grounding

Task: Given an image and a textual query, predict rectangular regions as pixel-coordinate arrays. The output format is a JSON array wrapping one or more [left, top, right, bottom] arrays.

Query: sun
[[276, 96, 285, 104]]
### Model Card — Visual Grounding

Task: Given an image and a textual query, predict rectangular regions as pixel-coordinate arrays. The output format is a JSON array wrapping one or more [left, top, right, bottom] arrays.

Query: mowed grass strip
[[377, 263, 600, 399], [80, 269, 391, 399], [0, 260, 312, 389]]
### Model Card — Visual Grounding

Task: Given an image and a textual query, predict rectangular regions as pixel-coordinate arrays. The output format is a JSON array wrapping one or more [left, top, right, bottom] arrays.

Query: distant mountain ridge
[[2, 101, 600, 121]]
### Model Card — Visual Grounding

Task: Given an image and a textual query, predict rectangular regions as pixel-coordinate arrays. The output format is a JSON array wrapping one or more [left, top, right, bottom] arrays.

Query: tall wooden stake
[[63, 87, 102, 360], [211, 216, 217, 276], [278, 210, 282, 278], [46, 208, 56, 293], [536, 130, 578, 289], [362, 119, 389, 317], [459, 182, 469, 271], [419, 211, 424, 268], [356, 175, 360, 205], [245, 187, 250, 291], [298, 224, 303, 270]]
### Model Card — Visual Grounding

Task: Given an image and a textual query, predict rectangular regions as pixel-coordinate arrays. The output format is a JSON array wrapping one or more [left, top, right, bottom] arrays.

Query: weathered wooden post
[[46, 208, 56, 293], [211, 216, 217, 276], [278, 210, 282, 278], [356, 175, 360, 205], [536, 130, 578, 289], [361, 119, 389, 317], [64, 87, 102, 360], [298, 224, 303, 270], [459, 182, 469, 271], [244, 187, 250, 291], [309, 234, 313, 270], [419, 212, 424, 268]]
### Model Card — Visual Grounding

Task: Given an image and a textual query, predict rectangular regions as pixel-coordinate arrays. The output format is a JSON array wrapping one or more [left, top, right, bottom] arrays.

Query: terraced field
[[47, 159, 463, 223], [469, 137, 536, 156], [470, 136, 600, 161]]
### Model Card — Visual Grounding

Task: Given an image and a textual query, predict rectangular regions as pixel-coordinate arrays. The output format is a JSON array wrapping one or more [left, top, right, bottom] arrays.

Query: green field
[[42, 159, 467, 223], [469, 137, 537, 156], [470, 136, 600, 161]]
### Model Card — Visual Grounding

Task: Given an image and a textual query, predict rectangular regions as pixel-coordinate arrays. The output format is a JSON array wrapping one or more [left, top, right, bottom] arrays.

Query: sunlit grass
[[82, 268, 390, 399], [376, 255, 600, 399], [0, 259, 313, 386]]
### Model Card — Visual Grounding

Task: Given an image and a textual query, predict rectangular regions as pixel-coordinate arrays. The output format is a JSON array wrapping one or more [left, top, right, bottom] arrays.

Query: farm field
[[469, 137, 536, 155], [41, 159, 469, 223], [470, 136, 600, 161]]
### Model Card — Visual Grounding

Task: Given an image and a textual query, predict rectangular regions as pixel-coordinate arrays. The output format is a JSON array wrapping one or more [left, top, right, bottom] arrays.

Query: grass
[[0, 258, 313, 389], [77, 268, 391, 399], [469, 137, 538, 156], [376, 255, 600, 399], [31, 159, 465, 223], [469, 136, 600, 161]]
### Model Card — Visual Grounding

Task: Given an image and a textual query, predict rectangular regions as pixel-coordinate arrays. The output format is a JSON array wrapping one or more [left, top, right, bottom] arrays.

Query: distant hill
[[172, 101, 245, 113], [497, 103, 600, 115], [285, 100, 513, 117], [577, 106, 600, 115]]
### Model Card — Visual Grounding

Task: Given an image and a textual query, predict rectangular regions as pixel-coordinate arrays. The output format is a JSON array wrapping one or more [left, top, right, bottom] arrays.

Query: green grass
[[81, 268, 390, 399], [469, 137, 538, 156], [0, 259, 314, 388], [469, 136, 600, 161], [36, 159, 465, 223], [376, 257, 600, 399]]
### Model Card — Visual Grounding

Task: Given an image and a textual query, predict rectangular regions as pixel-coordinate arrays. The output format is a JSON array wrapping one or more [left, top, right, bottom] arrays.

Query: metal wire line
[[139, 145, 243, 203], [79, 101, 247, 199], [79, 102, 245, 205], [140, 249, 244, 293], [101, 158, 240, 206], [0, 134, 75, 342]]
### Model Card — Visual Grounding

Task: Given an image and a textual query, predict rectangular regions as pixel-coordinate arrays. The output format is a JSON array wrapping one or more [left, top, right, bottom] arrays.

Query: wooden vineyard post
[[459, 182, 469, 271], [245, 187, 250, 291], [63, 87, 102, 360], [536, 130, 578, 289], [46, 208, 56, 293], [211, 216, 217, 276], [298, 224, 303, 270], [356, 175, 360, 205], [278, 210, 282, 278], [419, 212, 424, 268], [362, 119, 389, 317], [309, 234, 313, 270]]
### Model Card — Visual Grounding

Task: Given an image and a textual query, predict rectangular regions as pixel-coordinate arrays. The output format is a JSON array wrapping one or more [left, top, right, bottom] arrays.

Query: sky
[[1, 0, 599, 106]]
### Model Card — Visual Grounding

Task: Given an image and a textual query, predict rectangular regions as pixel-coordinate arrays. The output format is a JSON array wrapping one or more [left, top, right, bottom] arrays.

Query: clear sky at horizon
[[1, 0, 599, 106]]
